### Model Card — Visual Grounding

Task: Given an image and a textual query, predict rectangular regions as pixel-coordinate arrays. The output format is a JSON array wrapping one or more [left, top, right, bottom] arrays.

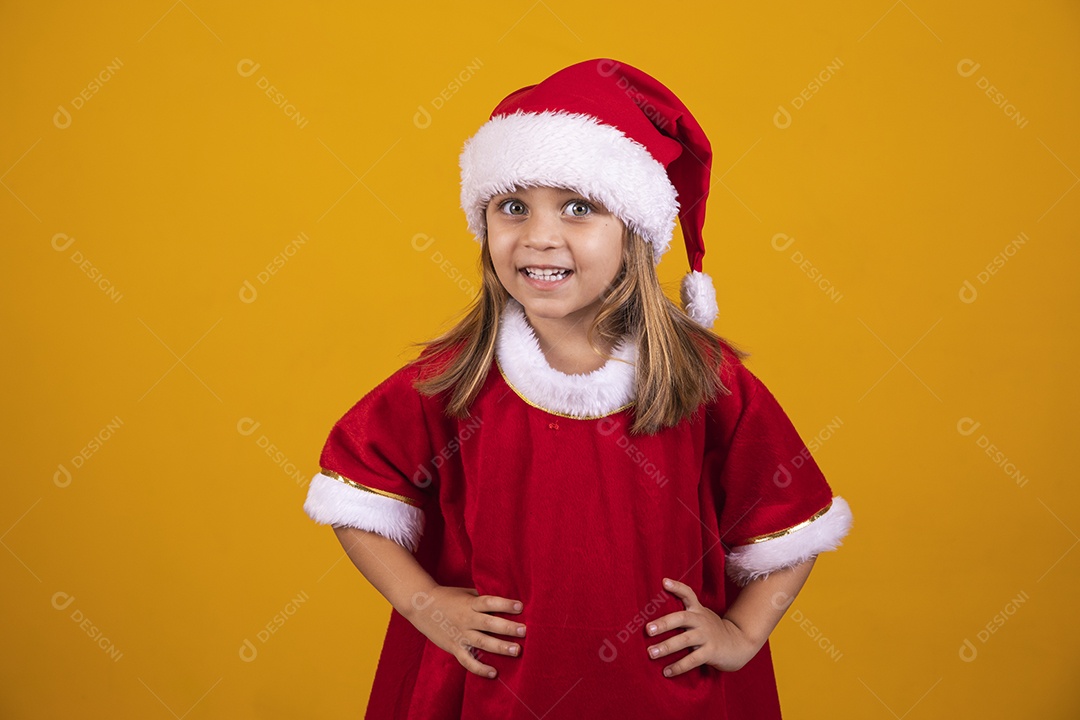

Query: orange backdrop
[[3, 2, 1078, 717]]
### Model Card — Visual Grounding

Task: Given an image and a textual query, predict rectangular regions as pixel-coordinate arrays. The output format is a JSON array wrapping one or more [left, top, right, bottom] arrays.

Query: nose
[[522, 207, 564, 250]]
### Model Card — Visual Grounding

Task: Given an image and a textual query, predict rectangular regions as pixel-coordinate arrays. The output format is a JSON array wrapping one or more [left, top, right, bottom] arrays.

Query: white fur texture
[[460, 110, 679, 261], [495, 298, 637, 417], [303, 472, 425, 553], [726, 496, 853, 586], [680, 270, 719, 328]]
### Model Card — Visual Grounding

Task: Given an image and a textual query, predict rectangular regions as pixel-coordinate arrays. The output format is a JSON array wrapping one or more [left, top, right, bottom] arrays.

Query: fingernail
[[488, 670, 496, 678], [649, 647, 659, 658], [513, 602, 522, 611], [509, 645, 519, 656], [663, 667, 672, 677], [663, 578, 673, 587], [648, 624, 657, 634], [517, 626, 526, 636]]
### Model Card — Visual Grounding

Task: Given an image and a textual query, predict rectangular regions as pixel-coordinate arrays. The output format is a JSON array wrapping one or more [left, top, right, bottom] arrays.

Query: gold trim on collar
[[494, 355, 635, 420], [738, 500, 833, 545], [319, 468, 423, 507]]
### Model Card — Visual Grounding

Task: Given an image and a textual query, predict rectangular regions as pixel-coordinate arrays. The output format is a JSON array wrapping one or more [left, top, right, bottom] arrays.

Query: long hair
[[407, 227, 751, 435]]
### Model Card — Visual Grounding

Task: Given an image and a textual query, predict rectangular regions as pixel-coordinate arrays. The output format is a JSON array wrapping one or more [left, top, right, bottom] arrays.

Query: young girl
[[304, 58, 853, 719]]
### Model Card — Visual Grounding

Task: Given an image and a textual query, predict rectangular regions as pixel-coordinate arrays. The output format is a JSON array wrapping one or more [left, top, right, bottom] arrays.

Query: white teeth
[[524, 267, 570, 281]]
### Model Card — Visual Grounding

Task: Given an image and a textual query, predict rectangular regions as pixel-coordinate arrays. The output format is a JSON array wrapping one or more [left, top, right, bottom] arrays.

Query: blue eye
[[499, 199, 527, 216], [566, 200, 593, 217]]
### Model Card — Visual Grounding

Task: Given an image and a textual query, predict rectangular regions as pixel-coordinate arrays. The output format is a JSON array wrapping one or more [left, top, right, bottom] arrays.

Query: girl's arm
[[332, 526, 527, 679], [721, 556, 815, 651], [646, 557, 816, 677], [333, 525, 439, 618]]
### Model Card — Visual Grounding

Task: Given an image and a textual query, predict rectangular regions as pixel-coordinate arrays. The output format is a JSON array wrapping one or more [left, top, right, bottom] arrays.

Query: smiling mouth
[[521, 267, 572, 282]]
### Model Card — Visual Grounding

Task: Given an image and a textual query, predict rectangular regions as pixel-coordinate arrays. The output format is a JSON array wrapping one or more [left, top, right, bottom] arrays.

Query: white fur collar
[[494, 298, 636, 418]]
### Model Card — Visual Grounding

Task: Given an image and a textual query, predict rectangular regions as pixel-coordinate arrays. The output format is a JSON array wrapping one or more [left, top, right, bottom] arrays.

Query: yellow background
[[3, 1, 1078, 717]]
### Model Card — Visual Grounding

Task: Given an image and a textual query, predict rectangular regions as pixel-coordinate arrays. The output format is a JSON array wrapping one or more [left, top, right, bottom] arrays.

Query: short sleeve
[[302, 365, 436, 553], [708, 360, 853, 585]]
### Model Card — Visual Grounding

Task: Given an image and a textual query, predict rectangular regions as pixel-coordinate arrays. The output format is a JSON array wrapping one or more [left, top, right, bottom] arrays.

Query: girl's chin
[[512, 297, 598, 322]]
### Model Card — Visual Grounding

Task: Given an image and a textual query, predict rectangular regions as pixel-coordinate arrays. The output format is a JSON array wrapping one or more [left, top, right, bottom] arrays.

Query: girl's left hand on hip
[[645, 577, 758, 677]]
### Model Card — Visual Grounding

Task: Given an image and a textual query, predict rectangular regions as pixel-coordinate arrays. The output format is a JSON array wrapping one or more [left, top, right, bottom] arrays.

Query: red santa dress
[[304, 297, 853, 719]]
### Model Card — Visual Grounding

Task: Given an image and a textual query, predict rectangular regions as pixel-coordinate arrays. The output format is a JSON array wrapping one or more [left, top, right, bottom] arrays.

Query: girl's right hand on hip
[[406, 585, 526, 679]]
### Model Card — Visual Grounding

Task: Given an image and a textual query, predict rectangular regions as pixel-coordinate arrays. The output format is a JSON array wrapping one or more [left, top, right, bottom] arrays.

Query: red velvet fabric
[[318, 343, 836, 719]]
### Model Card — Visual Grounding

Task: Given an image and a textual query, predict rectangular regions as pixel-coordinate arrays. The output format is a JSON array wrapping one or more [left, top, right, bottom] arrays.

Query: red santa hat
[[459, 57, 720, 328]]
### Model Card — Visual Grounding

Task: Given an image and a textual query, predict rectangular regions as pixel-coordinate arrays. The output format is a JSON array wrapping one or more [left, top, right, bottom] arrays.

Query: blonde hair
[[407, 227, 751, 435]]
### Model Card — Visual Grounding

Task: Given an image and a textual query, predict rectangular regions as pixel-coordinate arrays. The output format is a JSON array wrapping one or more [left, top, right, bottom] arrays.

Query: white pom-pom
[[680, 270, 719, 328]]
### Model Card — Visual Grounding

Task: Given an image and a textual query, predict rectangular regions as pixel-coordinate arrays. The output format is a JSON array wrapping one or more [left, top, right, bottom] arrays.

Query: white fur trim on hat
[[494, 297, 637, 418], [680, 270, 719, 328], [460, 110, 679, 260], [725, 496, 853, 585], [303, 471, 425, 553]]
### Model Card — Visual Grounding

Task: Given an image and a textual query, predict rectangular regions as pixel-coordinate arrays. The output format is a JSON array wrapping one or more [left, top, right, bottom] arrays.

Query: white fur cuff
[[303, 472, 425, 553], [725, 496, 853, 585]]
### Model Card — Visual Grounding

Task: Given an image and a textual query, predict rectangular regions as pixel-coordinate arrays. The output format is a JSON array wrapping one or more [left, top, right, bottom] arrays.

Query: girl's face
[[485, 185, 624, 331]]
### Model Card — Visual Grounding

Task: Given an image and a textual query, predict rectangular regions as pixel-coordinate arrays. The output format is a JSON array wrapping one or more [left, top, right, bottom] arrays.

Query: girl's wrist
[[720, 613, 769, 654], [397, 580, 442, 623]]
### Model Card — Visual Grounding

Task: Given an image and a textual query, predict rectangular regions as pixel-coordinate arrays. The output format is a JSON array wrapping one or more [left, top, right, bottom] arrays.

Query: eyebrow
[[492, 187, 588, 199]]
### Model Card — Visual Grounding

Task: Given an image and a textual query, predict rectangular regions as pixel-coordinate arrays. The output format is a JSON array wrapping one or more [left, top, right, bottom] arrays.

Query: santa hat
[[459, 57, 719, 328]]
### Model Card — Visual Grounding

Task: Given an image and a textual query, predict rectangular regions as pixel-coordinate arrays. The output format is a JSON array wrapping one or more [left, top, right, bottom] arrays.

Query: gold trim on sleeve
[[319, 468, 423, 507], [738, 500, 833, 545]]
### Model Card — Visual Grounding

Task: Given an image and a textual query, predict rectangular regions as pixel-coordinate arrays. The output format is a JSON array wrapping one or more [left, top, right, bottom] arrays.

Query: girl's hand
[[405, 585, 527, 679], [645, 577, 760, 677]]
